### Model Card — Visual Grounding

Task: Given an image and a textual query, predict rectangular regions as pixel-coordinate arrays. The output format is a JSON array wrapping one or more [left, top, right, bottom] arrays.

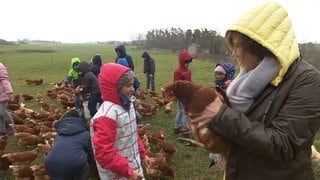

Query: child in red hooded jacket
[[90, 63, 151, 180], [173, 50, 193, 136]]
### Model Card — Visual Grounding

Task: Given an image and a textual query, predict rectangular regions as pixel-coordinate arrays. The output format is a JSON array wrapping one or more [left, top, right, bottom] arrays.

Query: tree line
[[133, 27, 229, 56]]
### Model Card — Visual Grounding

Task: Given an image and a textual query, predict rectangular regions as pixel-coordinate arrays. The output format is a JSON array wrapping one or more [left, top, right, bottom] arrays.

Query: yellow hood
[[226, 1, 300, 86]]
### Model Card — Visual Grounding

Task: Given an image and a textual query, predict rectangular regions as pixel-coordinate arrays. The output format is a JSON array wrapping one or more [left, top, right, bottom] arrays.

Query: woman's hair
[[226, 31, 274, 59], [117, 70, 135, 91]]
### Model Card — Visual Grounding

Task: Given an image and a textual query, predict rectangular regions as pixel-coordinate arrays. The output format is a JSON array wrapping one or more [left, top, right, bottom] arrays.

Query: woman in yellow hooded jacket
[[191, 1, 320, 179]]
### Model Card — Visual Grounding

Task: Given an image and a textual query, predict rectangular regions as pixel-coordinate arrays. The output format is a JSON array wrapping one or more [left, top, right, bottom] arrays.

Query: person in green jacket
[[191, 1, 320, 180], [65, 57, 82, 110]]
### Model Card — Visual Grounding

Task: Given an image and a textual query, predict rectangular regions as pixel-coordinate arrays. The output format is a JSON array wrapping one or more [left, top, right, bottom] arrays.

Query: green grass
[[0, 43, 319, 180]]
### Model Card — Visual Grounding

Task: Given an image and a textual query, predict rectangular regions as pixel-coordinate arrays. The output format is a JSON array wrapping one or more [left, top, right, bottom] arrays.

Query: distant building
[[188, 43, 201, 54]]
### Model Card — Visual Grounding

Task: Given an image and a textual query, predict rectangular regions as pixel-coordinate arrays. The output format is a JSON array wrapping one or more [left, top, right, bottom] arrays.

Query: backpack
[[116, 57, 129, 67]]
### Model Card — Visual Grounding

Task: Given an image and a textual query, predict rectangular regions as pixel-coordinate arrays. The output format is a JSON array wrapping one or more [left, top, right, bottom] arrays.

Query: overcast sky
[[1, 0, 319, 43]]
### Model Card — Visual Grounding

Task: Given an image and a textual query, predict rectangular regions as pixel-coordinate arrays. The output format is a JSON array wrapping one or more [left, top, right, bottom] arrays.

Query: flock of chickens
[[0, 79, 178, 179]]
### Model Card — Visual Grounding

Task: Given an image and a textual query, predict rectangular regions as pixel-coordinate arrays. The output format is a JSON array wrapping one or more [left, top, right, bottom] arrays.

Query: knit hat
[[215, 65, 226, 74]]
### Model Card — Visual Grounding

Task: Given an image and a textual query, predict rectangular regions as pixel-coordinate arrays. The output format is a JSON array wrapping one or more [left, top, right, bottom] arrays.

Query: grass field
[[0, 43, 319, 180]]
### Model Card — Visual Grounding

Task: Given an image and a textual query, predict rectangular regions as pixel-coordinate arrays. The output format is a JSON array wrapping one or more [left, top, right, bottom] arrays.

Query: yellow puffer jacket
[[226, 1, 300, 86]]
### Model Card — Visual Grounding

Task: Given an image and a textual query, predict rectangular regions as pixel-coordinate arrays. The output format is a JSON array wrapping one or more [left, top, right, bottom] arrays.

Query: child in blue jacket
[[45, 109, 94, 180]]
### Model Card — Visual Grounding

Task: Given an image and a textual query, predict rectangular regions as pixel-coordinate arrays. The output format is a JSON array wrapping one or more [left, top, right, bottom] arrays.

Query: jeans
[[146, 73, 155, 91], [174, 100, 188, 129], [74, 94, 81, 109], [0, 101, 14, 135], [88, 93, 101, 118]]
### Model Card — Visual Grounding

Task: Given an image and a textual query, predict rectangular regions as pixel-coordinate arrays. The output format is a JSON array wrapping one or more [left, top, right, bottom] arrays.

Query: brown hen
[[2, 147, 39, 165], [14, 132, 44, 146], [9, 164, 34, 179], [165, 80, 231, 167]]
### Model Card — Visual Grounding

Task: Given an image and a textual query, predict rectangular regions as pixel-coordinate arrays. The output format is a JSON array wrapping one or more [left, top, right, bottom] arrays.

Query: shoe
[[180, 127, 190, 137], [181, 131, 190, 138], [173, 128, 181, 134]]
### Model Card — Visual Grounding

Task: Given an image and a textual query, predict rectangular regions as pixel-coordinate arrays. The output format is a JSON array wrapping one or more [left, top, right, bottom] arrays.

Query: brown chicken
[[148, 136, 177, 158], [9, 94, 20, 104], [38, 143, 52, 156], [14, 132, 44, 146], [164, 101, 173, 113], [31, 164, 51, 180], [21, 94, 34, 101], [148, 130, 166, 141], [0, 151, 11, 171], [165, 80, 231, 166], [2, 147, 39, 165], [9, 164, 34, 179], [25, 79, 43, 85], [0, 135, 9, 151], [145, 160, 175, 179], [10, 124, 36, 135], [137, 123, 150, 137]]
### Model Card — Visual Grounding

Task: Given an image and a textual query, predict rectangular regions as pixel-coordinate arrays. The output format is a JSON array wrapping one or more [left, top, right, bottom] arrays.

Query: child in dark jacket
[[45, 109, 94, 180], [90, 54, 102, 78], [141, 51, 155, 91], [76, 61, 101, 118], [115, 44, 134, 71]]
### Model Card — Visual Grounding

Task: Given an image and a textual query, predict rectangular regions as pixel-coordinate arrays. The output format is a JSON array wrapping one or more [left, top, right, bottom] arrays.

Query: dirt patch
[[0, 49, 56, 55]]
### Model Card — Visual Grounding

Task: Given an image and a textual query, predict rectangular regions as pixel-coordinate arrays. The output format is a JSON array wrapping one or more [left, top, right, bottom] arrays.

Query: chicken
[[25, 79, 34, 85], [145, 160, 175, 179], [31, 164, 51, 180], [25, 79, 43, 85], [2, 147, 39, 165], [137, 123, 150, 137], [10, 124, 36, 135], [21, 94, 34, 101], [35, 92, 43, 102], [74, 86, 83, 96], [148, 136, 177, 157], [9, 94, 20, 105], [38, 143, 52, 156], [165, 80, 231, 167], [33, 79, 43, 85], [9, 164, 34, 179], [152, 96, 167, 106], [0, 151, 11, 171], [164, 101, 173, 113], [8, 103, 20, 111], [148, 130, 166, 141], [14, 132, 44, 146], [147, 89, 158, 97], [0, 135, 9, 151]]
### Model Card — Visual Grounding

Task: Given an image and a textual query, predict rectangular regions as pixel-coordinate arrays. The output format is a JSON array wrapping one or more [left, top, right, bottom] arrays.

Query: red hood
[[178, 50, 193, 67], [99, 63, 130, 104]]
